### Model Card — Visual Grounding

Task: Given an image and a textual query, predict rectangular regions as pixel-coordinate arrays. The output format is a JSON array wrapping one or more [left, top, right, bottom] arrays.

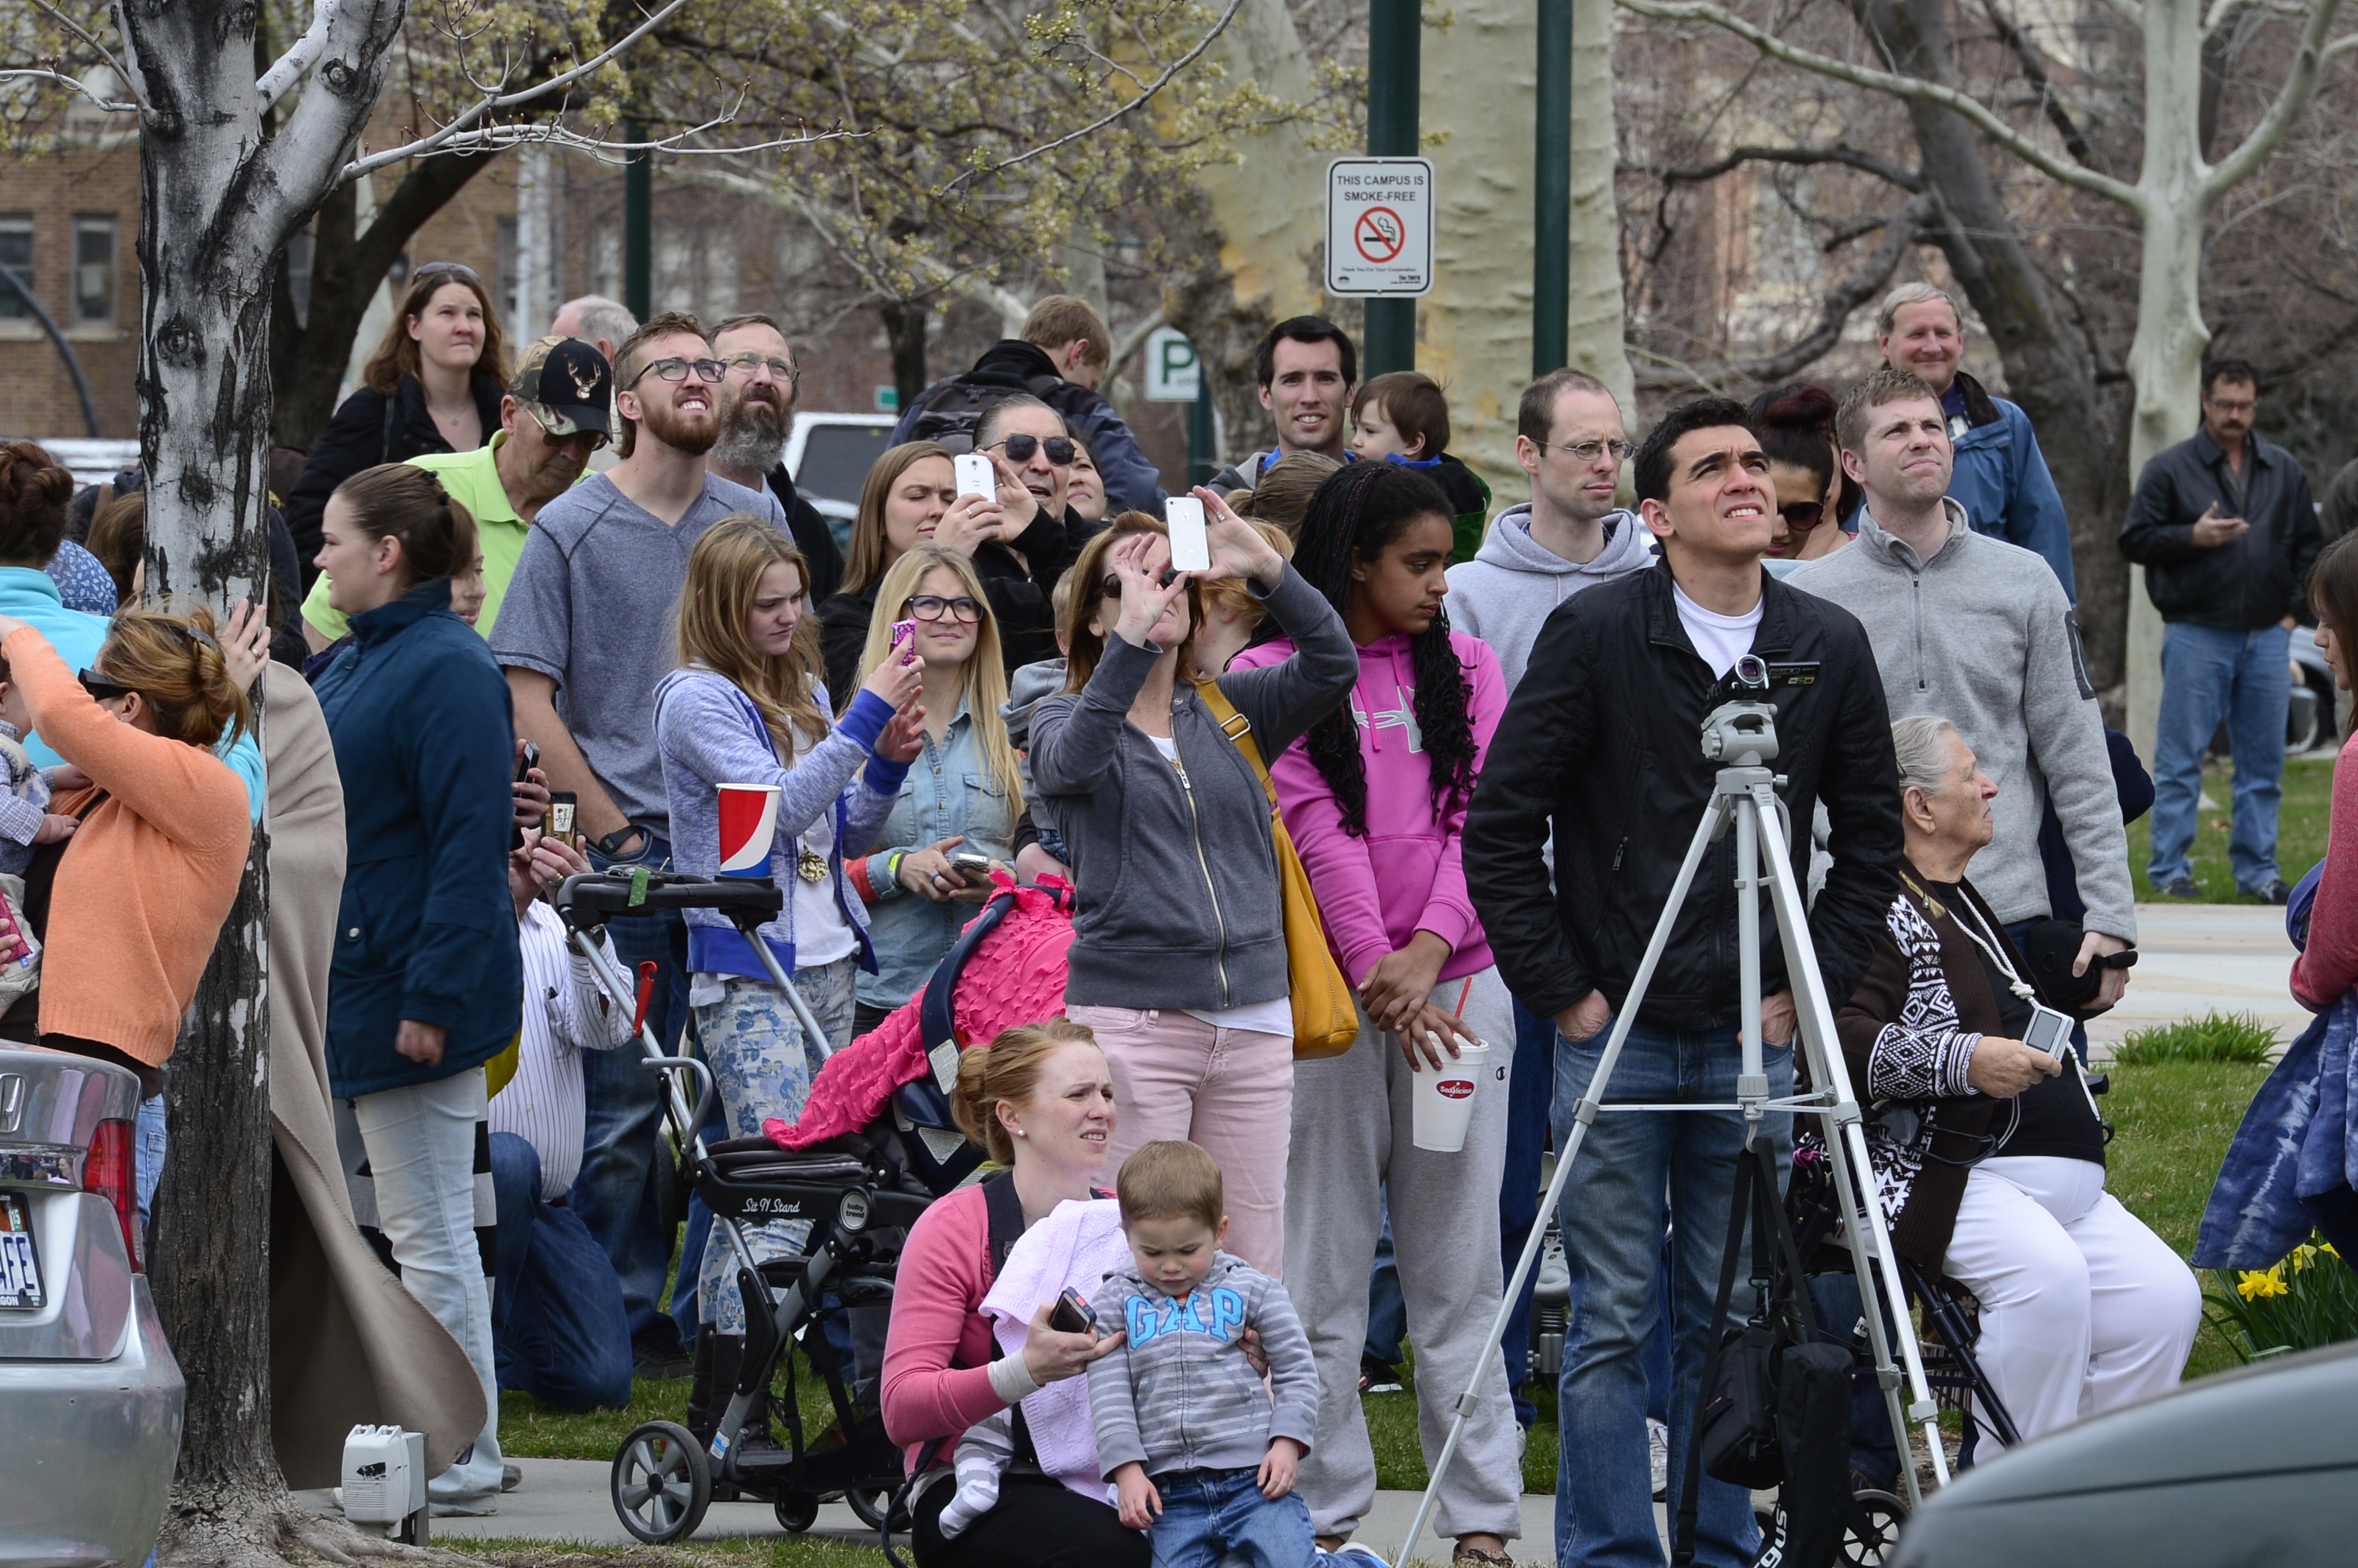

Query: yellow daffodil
[[2237, 1267, 2289, 1301]]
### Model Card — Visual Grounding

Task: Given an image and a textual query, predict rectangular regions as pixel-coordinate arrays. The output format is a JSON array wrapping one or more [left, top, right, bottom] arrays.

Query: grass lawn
[[474, 1541, 886, 1567], [2128, 752, 2334, 900]]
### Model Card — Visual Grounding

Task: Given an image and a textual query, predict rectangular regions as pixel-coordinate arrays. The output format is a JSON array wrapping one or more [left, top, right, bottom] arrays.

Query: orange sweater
[[8, 628, 253, 1065]]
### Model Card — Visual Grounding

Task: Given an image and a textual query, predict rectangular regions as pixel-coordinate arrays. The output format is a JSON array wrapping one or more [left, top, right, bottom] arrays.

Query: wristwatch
[[593, 825, 647, 859]]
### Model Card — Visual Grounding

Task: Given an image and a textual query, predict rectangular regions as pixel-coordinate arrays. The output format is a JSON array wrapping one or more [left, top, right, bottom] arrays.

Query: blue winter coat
[[315, 579, 522, 1099], [1945, 371, 2078, 602]]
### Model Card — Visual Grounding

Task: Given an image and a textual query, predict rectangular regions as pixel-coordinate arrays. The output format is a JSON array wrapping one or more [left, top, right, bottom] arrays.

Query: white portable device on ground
[[1165, 495, 1211, 572], [953, 452, 995, 500]]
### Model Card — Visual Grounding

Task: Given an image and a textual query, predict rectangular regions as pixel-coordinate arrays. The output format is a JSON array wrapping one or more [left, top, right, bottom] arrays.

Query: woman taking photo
[[1028, 491, 1356, 1274], [881, 1020, 1138, 1567], [313, 461, 519, 1513], [848, 544, 1024, 1036], [818, 441, 1007, 701], [1228, 461, 1518, 1564], [284, 262, 510, 575], [654, 515, 923, 1435]]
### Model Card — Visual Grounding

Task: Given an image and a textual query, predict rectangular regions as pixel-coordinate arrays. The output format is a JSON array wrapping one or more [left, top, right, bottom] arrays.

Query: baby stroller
[[551, 869, 937, 1544]]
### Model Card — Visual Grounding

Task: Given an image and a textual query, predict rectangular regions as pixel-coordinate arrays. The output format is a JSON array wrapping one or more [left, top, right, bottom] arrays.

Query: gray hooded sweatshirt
[[1444, 503, 1654, 690], [1788, 500, 2136, 941]]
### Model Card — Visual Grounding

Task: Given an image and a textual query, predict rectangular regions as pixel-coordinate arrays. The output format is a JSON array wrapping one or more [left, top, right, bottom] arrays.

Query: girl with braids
[[1228, 461, 1520, 1566], [1029, 490, 1356, 1277]]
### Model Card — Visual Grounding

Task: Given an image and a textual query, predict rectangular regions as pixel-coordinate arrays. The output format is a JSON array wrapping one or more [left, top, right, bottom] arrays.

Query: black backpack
[[903, 366, 1100, 455]]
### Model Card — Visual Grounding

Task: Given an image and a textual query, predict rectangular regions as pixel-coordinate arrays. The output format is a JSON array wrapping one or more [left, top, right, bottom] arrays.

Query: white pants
[[1941, 1155, 2201, 1446], [352, 1070, 504, 1509]]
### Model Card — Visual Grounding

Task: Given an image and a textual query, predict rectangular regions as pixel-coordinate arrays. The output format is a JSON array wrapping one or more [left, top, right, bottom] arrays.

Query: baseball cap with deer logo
[[509, 335, 613, 438]]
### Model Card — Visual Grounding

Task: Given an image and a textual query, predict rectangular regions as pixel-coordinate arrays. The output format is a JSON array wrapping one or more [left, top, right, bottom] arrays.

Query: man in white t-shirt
[[1463, 396, 1902, 1568]]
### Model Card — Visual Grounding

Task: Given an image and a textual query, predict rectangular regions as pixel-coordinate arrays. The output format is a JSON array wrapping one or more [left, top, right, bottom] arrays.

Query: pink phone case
[[890, 618, 918, 663]]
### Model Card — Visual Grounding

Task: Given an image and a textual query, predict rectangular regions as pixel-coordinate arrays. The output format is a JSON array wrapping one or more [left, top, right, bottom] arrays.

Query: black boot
[[685, 1332, 720, 1445]]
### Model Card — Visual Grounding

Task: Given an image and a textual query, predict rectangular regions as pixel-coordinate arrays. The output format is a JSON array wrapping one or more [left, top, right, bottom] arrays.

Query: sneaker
[[2253, 877, 2292, 906], [500, 1462, 522, 1493], [1648, 1416, 1670, 1501], [2158, 876, 2201, 900], [632, 1329, 694, 1382], [1452, 1547, 1514, 1567], [1359, 1356, 1403, 1395]]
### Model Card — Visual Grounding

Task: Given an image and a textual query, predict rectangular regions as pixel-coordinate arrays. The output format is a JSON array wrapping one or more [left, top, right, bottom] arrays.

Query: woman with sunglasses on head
[[819, 442, 1007, 702], [654, 515, 925, 1450], [847, 545, 1026, 1036], [1749, 382, 1853, 575], [1028, 494, 1357, 1276], [311, 461, 521, 1515], [284, 262, 511, 583]]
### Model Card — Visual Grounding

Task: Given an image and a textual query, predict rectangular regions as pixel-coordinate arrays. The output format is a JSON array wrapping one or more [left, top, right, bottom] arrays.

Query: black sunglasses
[[78, 669, 134, 702], [1778, 500, 1827, 531], [987, 434, 1076, 467]]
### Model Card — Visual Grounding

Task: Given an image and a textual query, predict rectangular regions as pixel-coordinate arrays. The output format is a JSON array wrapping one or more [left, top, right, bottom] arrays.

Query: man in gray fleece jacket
[[1791, 368, 2136, 986]]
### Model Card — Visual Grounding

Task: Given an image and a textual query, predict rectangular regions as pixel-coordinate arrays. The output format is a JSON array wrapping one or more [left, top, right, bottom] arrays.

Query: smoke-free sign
[[1326, 158, 1434, 297]]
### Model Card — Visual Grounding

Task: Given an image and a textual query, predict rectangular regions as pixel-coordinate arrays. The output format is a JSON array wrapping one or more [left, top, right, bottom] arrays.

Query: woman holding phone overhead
[[654, 514, 925, 1454], [1026, 489, 1357, 1275]]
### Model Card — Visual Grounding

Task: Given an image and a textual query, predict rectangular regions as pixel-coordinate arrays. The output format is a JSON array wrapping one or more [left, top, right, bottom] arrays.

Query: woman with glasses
[[311, 461, 520, 1514], [284, 262, 511, 582], [1749, 382, 1853, 573], [846, 545, 1025, 1036], [818, 441, 1008, 701], [654, 514, 924, 1453]]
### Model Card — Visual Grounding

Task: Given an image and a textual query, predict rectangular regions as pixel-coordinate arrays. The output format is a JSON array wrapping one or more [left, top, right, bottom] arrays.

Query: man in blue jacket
[[1878, 282, 2077, 600]]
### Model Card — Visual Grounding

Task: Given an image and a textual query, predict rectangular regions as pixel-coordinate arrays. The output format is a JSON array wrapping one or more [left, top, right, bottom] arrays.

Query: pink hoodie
[[1228, 629, 1505, 987]]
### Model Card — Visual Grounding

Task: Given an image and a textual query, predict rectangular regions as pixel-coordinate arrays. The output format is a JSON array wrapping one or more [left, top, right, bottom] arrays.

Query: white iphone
[[954, 452, 996, 501], [1166, 496, 1211, 573]]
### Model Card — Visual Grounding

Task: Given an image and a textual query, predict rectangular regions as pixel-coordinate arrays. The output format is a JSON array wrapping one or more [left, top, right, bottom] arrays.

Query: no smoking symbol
[[1354, 206, 1405, 264]]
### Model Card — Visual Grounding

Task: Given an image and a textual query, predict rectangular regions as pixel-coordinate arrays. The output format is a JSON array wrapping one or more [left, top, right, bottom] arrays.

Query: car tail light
[[85, 1117, 141, 1272]]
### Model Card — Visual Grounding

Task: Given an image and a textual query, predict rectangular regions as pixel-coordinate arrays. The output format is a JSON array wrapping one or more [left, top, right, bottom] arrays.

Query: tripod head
[[1699, 654, 1819, 768]]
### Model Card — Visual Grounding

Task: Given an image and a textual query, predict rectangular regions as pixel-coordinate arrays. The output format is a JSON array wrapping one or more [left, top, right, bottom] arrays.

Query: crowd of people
[[14, 264, 2347, 1568]]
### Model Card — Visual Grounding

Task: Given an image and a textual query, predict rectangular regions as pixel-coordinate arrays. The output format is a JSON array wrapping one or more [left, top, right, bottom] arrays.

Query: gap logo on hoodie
[[1125, 1285, 1248, 1347]]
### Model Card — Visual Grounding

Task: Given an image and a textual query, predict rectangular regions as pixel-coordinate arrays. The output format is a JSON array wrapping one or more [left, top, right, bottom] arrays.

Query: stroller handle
[[554, 869, 783, 934]]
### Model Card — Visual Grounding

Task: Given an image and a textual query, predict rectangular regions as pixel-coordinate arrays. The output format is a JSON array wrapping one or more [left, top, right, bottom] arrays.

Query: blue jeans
[[1551, 1015, 1794, 1568], [573, 830, 688, 1345], [490, 1133, 634, 1412], [1362, 1203, 1404, 1368], [2149, 620, 2290, 892], [1497, 996, 1555, 1423], [135, 1093, 167, 1233], [1149, 1467, 1317, 1568]]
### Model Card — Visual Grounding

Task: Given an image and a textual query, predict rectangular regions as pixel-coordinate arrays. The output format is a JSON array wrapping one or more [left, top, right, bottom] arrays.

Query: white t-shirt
[[1672, 581, 1764, 679], [788, 732, 858, 968], [1148, 735, 1296, 1038]]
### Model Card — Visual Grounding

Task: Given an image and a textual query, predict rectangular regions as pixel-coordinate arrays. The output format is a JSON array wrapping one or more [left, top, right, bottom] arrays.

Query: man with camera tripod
[[1464, 399, 1902, 1568]]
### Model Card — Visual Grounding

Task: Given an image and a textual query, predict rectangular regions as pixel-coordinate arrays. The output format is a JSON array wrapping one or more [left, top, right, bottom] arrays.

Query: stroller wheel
[[847, 1485, 914, 1534], [1841, 1489, 1908, 1566], [611, 1420, 712, 1544], [774, 1491, 820, 1533]]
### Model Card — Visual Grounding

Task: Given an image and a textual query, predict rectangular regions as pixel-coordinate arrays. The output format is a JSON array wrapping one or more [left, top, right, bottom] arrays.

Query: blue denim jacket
[[856, 699, 1016, 1009]]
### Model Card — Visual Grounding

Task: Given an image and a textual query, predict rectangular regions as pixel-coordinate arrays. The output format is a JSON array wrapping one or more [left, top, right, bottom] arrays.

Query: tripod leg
[[1394, 791, 1736, 1564], [1749, 785, 1950, 1499]]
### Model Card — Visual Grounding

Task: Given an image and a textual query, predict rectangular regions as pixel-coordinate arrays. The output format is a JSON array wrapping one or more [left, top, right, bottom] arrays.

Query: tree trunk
[[881, 298, 931, 412], [1567, 0, 1637, 416]]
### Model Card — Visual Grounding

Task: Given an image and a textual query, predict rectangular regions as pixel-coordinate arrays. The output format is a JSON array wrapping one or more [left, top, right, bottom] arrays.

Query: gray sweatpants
[[1284, 965, 1523, 1543]]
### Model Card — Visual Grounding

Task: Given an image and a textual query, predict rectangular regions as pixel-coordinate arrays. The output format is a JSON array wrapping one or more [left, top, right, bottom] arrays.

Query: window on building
[[73, 215, 116, 325], [0, 215, 32, 320]]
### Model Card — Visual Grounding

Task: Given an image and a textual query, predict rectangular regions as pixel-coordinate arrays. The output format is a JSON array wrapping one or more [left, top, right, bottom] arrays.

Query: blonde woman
[[653, 514, 923, 1450], [847, 545, 1026, 1035]]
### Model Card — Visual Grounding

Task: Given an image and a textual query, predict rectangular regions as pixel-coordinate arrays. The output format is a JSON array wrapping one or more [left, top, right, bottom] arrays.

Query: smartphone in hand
[[949, 850, 995, 887], [1166, 497, 1211, 573], [954, 452, 996, 501], [1048, 1287, 1096, 1334]]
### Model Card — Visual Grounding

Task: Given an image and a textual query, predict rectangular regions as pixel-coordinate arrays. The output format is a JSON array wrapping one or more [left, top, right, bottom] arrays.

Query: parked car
[[0, 1049, 183, 1567], [1888, 1336, 2358, 1565], [787, 413, 897, 552]]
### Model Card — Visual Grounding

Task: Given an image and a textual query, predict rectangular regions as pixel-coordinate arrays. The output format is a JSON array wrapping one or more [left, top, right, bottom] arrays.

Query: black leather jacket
[[1463, 561, 1902, 1029], [2120, 427, 2320, 630]]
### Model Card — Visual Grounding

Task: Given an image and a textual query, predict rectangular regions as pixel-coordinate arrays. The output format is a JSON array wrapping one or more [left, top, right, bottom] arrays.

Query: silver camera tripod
[[1400, 655, 1949, 1560]]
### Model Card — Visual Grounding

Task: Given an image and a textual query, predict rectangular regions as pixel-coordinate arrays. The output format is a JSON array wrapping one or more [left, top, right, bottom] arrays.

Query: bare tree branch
[[2204, 0, 2351, 200], [1656, 141, 1924, 190], [25, 0, 130, 85], [1617, 0, 2146, 209], [255, 0, 332, 113], [0, 67, 133, 111], [1978, 0, 2102, 167]]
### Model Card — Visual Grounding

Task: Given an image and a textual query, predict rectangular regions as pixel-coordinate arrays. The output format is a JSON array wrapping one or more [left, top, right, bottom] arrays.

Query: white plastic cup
[[1411, 1037, 1493, 1152]]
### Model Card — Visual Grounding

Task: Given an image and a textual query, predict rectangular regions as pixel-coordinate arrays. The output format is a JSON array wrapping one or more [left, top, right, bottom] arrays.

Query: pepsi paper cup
[[1410, 1037, 1493, 1152], [717, 783, 781, 878]]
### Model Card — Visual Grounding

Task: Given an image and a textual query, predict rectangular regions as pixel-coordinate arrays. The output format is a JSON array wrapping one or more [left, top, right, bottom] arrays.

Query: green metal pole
[[1190, 372, 1217, 486], [1363, 0, 1419, 377], [623, 120, 651, 323], [1533, 0, 1571, 377]]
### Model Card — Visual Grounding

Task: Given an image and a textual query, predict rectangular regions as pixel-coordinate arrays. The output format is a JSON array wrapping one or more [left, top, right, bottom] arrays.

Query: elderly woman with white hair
[[1832, 714, 2199, 1446]]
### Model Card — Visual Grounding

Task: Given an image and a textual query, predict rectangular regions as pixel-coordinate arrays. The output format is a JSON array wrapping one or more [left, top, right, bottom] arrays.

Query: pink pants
[[1065, 1004, 1295, 1275]]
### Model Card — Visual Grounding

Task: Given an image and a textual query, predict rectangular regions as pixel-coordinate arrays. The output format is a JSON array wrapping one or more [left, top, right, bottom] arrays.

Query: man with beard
[[300, 335, 611, 647], [491, 310, 795, 1379], [706, 312, 844, 601]]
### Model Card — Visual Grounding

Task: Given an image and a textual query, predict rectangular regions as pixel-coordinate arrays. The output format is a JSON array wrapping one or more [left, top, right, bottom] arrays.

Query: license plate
[[0, 1191, 41, 1309]]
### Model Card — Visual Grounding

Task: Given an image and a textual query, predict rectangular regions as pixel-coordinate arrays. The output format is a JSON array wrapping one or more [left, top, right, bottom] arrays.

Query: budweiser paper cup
[[716, 783, 781, 878], [1411, 1037, 1493, 1153]]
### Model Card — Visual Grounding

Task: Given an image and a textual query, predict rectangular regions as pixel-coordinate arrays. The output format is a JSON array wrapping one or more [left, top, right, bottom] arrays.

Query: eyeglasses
[[1535, 438, 1634, 464], [77, 669, 133, 702], [904, 594, 982, 624], [722, 352, 802, 390], [624, 357, 726, 391], [986, 434, 1076, 467], [1778, 500, 1827, 532], [409, 260, 483, 290]]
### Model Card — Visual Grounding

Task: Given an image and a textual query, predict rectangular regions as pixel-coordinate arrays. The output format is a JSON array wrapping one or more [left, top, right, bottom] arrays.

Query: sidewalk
[[295, 1458, 1565, 1563], [2084, 900, 2303, 1057]]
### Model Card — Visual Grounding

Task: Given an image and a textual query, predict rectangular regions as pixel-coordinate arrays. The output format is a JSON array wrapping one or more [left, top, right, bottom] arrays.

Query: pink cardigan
[[2294, 731, 2358, 1010], [881, 1184, 1005, 1473]]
